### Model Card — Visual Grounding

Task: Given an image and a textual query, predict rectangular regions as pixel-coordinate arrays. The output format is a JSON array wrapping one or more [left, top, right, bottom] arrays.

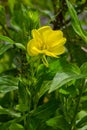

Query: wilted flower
[[27, 26, 66, 58]]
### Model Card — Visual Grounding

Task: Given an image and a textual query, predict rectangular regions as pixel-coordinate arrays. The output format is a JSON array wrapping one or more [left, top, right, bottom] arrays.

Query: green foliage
[[49, 70, 87, 93], [0, 35, 14, 44], [0, 75, 18, 93], [0, 0, 87, 130], [0, 106, 21, 117], [66, 0, 87, 43], [8, 0, 16, 14], [9, 123, 24, 130], [0, 43, 13, 55], [46, 116, 70, 130]]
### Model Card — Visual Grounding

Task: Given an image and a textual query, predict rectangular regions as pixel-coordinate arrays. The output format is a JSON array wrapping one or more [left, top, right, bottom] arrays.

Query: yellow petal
[[27, 26, 66, 58], [42, 50, 58, 57], [45, 30, 63, 45], [49, 38, 66, 49], [38, 26, 53, 43], [32, 29, 43, 46], [38, 26, 52, 34], [51, 46, 66, 56], [32, 29, 40, 39], [27, 39, 41, 56]]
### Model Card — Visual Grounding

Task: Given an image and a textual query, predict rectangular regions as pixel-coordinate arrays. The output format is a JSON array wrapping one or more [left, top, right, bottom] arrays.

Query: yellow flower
[[27, 26, 66, 58]]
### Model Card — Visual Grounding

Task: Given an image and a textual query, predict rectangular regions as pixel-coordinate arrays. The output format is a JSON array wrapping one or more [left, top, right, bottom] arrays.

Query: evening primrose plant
[[27, 26, 66, 66], [0, 0, 87, 130]]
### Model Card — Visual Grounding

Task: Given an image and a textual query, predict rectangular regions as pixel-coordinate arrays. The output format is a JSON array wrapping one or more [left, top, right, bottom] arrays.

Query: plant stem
[[0, 21, 10, 37]]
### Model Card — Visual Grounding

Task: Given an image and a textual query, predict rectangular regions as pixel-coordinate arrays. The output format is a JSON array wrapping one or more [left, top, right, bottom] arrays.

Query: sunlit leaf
[[0, 35, 14, 44], [46, 116, 70, 130], [49, 71, 87, 93], [0, 106, 21, 117], [15, 43, 26, 51], [76, 115, 87, 128], [9, 123, 24, 130]]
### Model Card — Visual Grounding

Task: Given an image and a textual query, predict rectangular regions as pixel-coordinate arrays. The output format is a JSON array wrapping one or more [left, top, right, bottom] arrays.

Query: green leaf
[[0, 36, 26, 51], [0, 43, 13, 55], [77, 125, 87, 130], [80, 62, 87, 74], [8, 0, 16, 13], [0, 35, 14, 44], [9, 123, 24, 130], [66, 0, 87, 44], [33, 100, 58, 120], [59, 88, 70, 95], [39, 81, 52, 99], [0, 106, 21, 117], [22, 0, 33, 7], [0, 122, 11, 130], [46, 116, 70, 130], [0, 75, 18, 93], [15, 43, 26, 51], [17, 81, 29, 112], [76, 115, 87, 128], [49, 71, 87, 93], [77, 110, 87, 122]]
